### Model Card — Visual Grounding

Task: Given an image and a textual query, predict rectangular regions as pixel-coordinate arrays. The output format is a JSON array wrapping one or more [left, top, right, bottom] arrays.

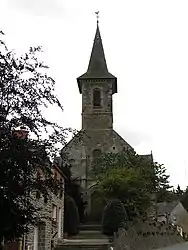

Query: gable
[[111, 130, 133, 149]]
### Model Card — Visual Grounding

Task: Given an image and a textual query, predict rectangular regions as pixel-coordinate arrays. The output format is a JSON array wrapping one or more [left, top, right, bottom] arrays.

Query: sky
[[1, 0, 188, 189]]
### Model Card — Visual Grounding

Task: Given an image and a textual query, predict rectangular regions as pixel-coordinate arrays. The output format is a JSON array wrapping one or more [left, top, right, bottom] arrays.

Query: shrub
[[64, 195, 79, 236], [102, 199, 127, 236]]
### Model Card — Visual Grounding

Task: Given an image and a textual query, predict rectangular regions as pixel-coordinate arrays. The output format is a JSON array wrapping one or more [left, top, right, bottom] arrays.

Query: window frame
[[93, 88, 101, 108]]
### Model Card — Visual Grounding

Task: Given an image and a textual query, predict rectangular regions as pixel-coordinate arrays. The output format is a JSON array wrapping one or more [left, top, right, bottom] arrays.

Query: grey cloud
[[8, 0, 64, 18]]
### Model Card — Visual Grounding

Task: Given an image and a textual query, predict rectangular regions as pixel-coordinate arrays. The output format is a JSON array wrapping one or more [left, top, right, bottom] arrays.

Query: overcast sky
[[1, 0, 188, 189]]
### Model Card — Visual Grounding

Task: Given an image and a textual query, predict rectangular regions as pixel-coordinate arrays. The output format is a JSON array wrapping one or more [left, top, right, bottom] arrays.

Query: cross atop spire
[[95, 11, 99, 24]]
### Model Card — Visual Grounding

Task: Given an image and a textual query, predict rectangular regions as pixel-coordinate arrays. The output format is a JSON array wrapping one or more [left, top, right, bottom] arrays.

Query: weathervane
[[95, 11, 99, 24]]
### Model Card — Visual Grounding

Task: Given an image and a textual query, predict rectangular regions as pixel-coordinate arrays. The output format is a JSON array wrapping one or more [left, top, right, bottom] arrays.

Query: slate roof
[[181, 192, 188, 211], [77, 24, 117, 94], [157, 201, 179, 216]]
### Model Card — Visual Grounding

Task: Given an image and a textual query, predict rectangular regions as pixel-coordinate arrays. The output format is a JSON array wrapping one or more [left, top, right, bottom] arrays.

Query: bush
[[102, 199, 127, 236], [64, 195, 79, 236]]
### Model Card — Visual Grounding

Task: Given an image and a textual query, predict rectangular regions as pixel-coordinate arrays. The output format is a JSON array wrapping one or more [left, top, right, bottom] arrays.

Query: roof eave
[[77, 75, 117, 94]]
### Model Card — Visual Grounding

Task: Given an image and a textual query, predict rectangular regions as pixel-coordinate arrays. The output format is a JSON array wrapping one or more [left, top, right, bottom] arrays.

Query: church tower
[[77, 23, 117, 131], [62, 20, 133, 220], [61, 19, 153, 221], [63, 21, 132, 174]]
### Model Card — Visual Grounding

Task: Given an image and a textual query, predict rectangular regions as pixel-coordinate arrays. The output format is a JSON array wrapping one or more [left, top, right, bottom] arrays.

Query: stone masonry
[[61, 23, 152, 219], [24, 165, 64, 250]]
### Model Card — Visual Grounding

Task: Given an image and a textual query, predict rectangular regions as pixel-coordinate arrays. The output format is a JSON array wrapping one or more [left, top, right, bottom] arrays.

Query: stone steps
[[56, 224, 111, 250], [59, 239, 110, 245], [79, 224, 101, 231], [70, 230, 108, 240], [56, 239, 110, 250]]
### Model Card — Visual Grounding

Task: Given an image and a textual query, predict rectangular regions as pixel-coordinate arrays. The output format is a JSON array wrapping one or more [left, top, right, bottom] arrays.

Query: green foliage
[[0, 32, 68, 241], [64, 195, 80, 236], [61, 164, 86, 222], [154, 163, 170, 188], [102, 199, 127, 236], [176, 184, 184, 197], [0, 136, 62, 241], [156, 188, 178, 203], [92, 150, 156, 192], [92, 150, 172, 219], [95, 166, 151, 218]]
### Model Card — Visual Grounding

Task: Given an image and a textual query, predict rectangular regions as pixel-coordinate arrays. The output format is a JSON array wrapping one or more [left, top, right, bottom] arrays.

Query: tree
[[176, 184, 184, 197], [95, 165, 151, 218], [154, 163, 174, 202], [0, 32, 68, 242], [64, 195, 79, 236], [61, 164, 86, 223], [92, 150, 156, 189], [102, 199, 127, 236], [92, 150, 172, 219]]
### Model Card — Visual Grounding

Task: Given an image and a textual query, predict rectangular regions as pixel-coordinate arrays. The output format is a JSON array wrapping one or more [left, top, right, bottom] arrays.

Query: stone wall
[[62, 127, 133, 217], [63, 129, 132, 180], [81, 79, 113, 130], [25, 180, 64, 250], [115, 219, 185, 250]]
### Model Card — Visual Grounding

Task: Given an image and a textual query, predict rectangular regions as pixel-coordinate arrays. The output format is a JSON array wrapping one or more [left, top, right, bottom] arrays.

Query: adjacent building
[[4, 126, 65, 250], [24, 164, 64, 250]]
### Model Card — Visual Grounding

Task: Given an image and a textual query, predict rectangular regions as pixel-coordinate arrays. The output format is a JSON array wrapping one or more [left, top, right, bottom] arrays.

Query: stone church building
[[62, 23, 152, 220]]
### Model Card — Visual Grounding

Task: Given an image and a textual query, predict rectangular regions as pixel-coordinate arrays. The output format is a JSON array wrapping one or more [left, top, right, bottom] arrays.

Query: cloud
[[7, 0, 64, 18]]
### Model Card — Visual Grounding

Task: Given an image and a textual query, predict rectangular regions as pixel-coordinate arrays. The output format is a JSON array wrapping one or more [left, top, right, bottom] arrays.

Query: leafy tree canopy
[[102, 199, 128, 236], [64, 195, 80, 236], [0, 31, 69, 241], [61, 163, 86, 223], [91, 149, 173, 218]]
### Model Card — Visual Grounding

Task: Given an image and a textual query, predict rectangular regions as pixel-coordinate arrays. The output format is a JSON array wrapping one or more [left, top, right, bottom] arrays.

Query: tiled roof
[[157, 201, 179, 216]]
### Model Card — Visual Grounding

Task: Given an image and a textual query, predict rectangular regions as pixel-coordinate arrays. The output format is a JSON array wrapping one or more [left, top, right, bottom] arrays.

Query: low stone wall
[[114, 220, 185, 250]]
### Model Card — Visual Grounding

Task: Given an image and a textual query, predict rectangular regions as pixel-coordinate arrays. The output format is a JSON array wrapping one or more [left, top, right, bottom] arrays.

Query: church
[[61, 21, 152, 219]]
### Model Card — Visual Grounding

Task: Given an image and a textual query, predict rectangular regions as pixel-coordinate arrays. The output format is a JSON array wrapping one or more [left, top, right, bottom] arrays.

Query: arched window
[[92, 149, 102, 160], [93, 88, 101, 108]]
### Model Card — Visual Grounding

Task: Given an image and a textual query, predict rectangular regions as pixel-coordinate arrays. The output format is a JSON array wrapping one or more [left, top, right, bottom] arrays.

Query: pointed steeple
[[77, 23, 117, 93], [86, 23, 112, 77]]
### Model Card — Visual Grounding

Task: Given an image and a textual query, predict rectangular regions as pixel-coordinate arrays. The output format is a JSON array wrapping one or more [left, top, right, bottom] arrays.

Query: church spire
[[86, 22, 110, 77], [77, 18, 117, 94]]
